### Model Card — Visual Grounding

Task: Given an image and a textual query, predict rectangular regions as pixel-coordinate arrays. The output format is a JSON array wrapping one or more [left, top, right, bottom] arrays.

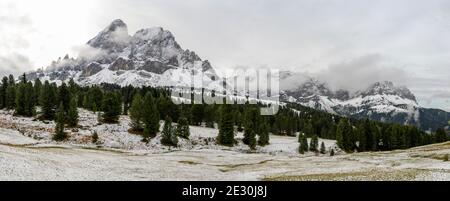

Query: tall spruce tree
[[67, 97, 78, 127], [298, 134, 308, 154], [161, 117, 178, 146], [15, 81, 34, 117], [243, 107, 258, 145], [40, 81, 56, 119], [129, 93, 144, 131], [176, 116, 190, 139], [258, 121, 270, 146], [336, 118, 355, 152], [101, 92, 122, 123], [58, 83, 70, 112], [33, 79, 42, 106], [0, 76, 8, 109], [217, 104, 235, 146], [15, 82, 26, 115], [320, 142, 326, 154], [6, 83, 16, 109], [356, 123, 367, 152], [142, 92, 160, 139], [309, 134, 319, 152], [53, 103, 67, 141]]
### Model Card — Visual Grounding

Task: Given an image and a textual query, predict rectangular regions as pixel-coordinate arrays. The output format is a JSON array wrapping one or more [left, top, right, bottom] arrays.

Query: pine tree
[[258, 121, 270, 146], [67, 97, 78, 127], [243, 107, 258, 145], [33, 79, 42, 106], [40, 81, 55, 119], [176, 116, 190, 139], [161, 117, 178, 146], [68, 78, 78, 96], [6, 84, 16, 109], [320, 142, 326, 154], [86, 86, 103, 111], [156, 94, 172, 119], [15, 83, 26, 115], [15, 82, 35, 117], [58, 83, 70, 112], [101, 92, 122, 123], [0, 76, 8, 109], [309, 134, 319, 152], [248, 129, 257, 150], [25, 82, 35, 116], [161, 117, 172, 145], [235, 110, 243, 132], [8, 74, 15, 86], [20, 73, 27, 83], [298, 134, 308, 154], [53, 103, 67, 141], [142, 92, 160, 139], [330, 149, 335, 156], [217, 104, 235, 146], [129, 93, 144, 131], [191, 103, 204, 126], [336, 118, 355, 152]]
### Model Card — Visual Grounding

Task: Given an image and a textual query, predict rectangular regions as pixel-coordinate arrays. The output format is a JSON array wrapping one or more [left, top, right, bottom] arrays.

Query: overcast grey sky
[[0, 0, 449, 111]]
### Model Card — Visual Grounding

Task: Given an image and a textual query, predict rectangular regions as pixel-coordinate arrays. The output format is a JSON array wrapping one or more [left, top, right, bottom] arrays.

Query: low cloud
[[0, 53, 33, 77], [71, 45, 108, 61], [315, 54, 408, 92]]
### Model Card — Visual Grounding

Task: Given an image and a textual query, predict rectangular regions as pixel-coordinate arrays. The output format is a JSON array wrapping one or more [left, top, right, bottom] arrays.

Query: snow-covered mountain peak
[[87, 19, 130, 53], [358, 81, 417, 102], [27, 19, 222, 89]]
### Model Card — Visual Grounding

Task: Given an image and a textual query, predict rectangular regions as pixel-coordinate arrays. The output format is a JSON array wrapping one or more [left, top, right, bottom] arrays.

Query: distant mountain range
[[280, 74, 450, 132], [25, 19, 449, 131]]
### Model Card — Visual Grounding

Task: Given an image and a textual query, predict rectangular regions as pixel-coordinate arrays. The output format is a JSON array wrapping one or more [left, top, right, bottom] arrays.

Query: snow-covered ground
[[1, 109, 450, 181], [0, 108, 337, 156]]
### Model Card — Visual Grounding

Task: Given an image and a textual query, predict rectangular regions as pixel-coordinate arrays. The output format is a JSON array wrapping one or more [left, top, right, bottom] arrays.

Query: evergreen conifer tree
[[67, 97, 78, 127], [101, 92, 122, 123], [6, 84, 16, 109], [161, 117, 178, 146], [320, 142, 326, 154], [129, 93, 144, 131], [33, 79, 42, 106], [0, 76, 8, 109], [217, 104, 235, 146], [176, 116, 190, 139], [258, 121, 270, 146], [40, 81, 56, 119], [58, 83, 70, 112], [298, 134, 308, 154], [191, 103, 204, 126], [309, 134, 319, 152], [142, 92, 160, 139], [54, 103, 67, 141]]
